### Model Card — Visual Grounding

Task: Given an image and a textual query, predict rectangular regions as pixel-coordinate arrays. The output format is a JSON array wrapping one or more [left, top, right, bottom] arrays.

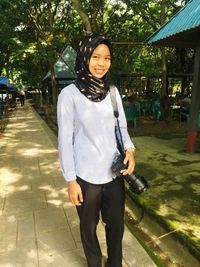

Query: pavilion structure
[[43, 45, 76, 92], [147, 0, 200, 153]]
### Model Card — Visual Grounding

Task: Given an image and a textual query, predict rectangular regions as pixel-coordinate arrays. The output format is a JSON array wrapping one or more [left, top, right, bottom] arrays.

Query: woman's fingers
[[68, 181, 83, 206], [120, 150, 135, 175]]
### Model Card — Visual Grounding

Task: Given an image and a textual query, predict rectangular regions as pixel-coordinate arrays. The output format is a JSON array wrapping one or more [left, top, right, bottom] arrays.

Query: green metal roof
[[43, 46, 76, 81], [147, 0, 200, 48]]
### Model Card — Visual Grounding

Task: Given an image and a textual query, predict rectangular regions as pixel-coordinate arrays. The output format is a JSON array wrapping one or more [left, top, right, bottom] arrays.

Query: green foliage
[[0, 0, 191, 90], [0, 0, 81, 87]]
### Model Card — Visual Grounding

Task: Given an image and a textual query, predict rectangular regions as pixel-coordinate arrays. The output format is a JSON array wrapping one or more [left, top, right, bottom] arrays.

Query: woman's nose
[[98, 57, 104, 66]]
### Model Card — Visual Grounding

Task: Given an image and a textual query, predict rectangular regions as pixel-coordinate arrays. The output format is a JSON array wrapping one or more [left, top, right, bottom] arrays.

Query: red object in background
[[187, 131, 197, 153]]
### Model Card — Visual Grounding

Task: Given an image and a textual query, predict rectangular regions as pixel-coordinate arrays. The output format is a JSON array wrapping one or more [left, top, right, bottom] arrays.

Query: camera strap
[[110, 85, 125, 156]]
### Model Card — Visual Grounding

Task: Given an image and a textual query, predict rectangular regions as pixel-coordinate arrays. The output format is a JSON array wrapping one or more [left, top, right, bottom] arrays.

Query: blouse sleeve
[[115, 87, 135, 151], [57, 89, 77, 181]]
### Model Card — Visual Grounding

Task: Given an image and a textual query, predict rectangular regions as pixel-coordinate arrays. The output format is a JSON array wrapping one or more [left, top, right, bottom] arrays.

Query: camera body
[[111, 154, 148, 195]]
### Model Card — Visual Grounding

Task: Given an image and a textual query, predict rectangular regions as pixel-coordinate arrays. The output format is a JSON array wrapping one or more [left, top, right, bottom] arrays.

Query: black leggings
[[76, 177, 125, 267]]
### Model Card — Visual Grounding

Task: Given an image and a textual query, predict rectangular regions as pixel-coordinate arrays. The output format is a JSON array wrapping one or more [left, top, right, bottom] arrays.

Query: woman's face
[[89, 44, 111, 78]]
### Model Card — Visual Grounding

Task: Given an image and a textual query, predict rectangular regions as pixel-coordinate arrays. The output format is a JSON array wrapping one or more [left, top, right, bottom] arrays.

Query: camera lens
[[125, 174, 148, 194]]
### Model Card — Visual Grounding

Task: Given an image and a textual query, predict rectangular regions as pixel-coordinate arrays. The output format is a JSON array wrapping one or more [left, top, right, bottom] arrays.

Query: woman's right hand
[[67, 180, 83, 206]]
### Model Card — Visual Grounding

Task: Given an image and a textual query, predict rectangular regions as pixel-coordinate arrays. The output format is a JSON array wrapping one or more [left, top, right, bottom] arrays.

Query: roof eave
[[148, 38, 196, 48]]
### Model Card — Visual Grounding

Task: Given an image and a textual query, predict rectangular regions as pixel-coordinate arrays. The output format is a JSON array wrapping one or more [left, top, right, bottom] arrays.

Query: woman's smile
[[89, 44, 111, 78]]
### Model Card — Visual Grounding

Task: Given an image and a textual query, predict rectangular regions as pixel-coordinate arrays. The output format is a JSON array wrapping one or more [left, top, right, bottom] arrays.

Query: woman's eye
[[92, 55, 99, 59]]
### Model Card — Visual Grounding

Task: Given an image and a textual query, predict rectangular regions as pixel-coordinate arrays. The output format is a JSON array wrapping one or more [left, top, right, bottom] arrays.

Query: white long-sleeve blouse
[[57, 83, 135, 184]]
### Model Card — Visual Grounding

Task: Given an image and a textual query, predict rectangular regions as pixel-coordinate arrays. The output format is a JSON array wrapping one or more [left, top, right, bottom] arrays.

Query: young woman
[[57, 34, 135, 267]]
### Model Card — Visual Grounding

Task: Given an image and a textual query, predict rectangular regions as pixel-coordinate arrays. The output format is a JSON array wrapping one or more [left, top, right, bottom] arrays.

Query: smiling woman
[[89, 44, 111, 78], [57, 33, 135, 267]]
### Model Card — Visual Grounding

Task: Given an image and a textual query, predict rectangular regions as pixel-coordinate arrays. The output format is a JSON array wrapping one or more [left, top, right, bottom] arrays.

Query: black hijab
[[74, 34, 112, 102]]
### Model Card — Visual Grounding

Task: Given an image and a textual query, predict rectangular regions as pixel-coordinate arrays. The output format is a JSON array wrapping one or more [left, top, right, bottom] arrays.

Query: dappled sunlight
[[135, 140, 200, 253], [8, 114, 34, 121], [0, 185, 31, 196], [0, 103, 86, 266], [63, 201, 74, 209], [190, 183, 200, 194], [6, 127, 39, 135], [40, 161, 60, 168], [26, 249, 38, 260], [39, 161, 61, 176], [2, 240, 16, 253], [38, 185, 54, 191], [0, 163, 36, 197], [170, 219, 200, 240], [0, 167, 22, 185], [0, 247, 38, 266], [37, 244, 86, 266], [58, 187, 68, 195], [156, 195, 200, 245], [7, 122, 29, 129], [166, 184, 183, 191], [21, 128, 39, 133], [158, 203, 170, 216], [19, 185, 30, 191], [17, 147, 57, 157], [1, 215, 17, 223], [39, 248, 58, 264], [39, 184, 68, 208], [47, 199, 63, 207]]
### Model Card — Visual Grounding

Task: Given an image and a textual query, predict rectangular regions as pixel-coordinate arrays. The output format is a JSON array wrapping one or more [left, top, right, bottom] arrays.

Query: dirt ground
[[128, 116, 188, 138]]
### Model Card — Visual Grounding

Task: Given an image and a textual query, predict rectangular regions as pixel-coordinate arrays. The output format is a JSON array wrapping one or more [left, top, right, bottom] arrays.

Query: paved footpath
[[0, 102, 156, 267]]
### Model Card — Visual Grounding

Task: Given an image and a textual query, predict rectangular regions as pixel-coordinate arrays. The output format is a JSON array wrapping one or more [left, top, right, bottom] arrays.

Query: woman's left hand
[[120, 148, 135, 176]]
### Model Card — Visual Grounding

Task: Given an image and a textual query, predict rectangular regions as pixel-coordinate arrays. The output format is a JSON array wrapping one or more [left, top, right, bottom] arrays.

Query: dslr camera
[[111, 154, 148, 195]]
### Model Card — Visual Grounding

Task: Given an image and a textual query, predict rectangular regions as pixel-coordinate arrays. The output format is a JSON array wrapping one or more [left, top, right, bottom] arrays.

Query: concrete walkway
[[0, 102, 156, 267]]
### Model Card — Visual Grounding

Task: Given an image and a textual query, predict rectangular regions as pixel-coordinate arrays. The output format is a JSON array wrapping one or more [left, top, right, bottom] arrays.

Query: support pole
[[187, 44, 200, 153]]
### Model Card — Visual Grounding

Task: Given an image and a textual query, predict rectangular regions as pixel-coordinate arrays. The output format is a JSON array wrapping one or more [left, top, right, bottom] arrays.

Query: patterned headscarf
[[74, 33, 112, 102]]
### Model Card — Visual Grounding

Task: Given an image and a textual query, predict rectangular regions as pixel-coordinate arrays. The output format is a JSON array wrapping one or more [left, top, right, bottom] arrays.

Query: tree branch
[[72, 0, 92, 33]]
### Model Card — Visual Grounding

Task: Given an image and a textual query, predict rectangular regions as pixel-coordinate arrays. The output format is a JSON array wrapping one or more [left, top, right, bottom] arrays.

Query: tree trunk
[[146, 76, 150, 91], [72, 0, 92, 33], [49, 61, 57, 108], [160, 0, 169, 121], [181, 76, 187, 94], [159, 47, 170, 120]]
